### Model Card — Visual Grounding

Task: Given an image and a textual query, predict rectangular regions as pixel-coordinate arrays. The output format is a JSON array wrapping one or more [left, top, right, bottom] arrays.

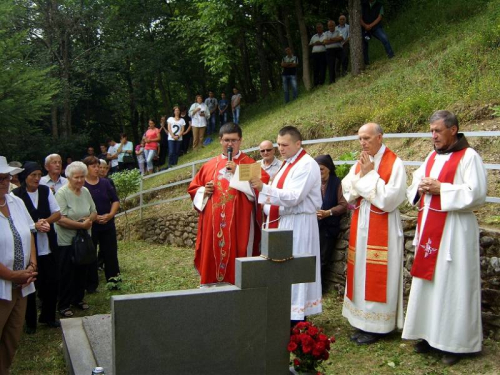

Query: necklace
[[0, 199, 7, 207]]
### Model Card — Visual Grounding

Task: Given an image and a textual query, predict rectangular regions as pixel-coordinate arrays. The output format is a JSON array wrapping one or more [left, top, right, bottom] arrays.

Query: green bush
[[110, 169, 141, 202]]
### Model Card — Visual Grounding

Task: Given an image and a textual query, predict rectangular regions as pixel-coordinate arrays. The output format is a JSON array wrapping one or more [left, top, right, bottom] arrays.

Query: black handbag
[[71, 229, 97, 265], [123, 153, 134, 164]]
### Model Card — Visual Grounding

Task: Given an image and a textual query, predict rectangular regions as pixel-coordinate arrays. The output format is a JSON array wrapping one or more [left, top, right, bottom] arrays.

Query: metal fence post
[[192, 163, 196, 179], [139, 177, 143, 220]]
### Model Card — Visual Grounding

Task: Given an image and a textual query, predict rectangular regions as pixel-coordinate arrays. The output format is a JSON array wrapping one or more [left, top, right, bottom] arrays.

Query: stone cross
[[236, 229, 316, 374], [109, 229, 316, 375]]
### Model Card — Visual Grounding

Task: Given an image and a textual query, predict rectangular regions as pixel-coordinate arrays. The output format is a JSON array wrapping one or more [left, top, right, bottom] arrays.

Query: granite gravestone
[[81, 229, 316, 375]]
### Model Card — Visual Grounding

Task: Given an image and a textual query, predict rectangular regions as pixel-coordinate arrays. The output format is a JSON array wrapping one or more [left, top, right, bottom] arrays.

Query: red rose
[[294, 359, 301, 367], [307, 326, 319, 336], [292, 328, 299, 335], [301, 334, 314, 347], [330, 336, 336, 343], [315, 341, 326, 352], [303, 343, 313, 354], [318, 333, 328, 342], [295, 322, 310, 330], [322, 351, 330, 360], [287, 341, 298, 352], [290, 334, 299, 343]]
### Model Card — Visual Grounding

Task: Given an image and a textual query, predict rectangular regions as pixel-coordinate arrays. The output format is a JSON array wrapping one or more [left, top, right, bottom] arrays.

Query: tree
[[295, 0, 312, 90], [348, 0, 365, 76]]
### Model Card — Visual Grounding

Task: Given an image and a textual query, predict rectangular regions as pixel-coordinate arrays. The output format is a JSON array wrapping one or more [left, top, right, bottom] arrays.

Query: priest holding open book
[[188, 123, 269, 286]]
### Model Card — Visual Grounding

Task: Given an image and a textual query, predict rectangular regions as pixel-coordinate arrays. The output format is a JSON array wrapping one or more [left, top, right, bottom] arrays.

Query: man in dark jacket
[[361, 0, 395, 65]]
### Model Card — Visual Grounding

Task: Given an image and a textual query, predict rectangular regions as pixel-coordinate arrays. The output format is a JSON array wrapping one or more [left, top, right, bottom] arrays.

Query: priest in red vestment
[[188, 123, 269, 285]]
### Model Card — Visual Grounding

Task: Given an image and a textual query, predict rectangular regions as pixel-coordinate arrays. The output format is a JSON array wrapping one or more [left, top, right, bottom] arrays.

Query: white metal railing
[[115, 131, 500, 218]]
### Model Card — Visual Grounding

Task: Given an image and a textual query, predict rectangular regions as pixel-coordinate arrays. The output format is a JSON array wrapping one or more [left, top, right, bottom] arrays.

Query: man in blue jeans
[[281, 47, 299, 103], [361, 0, 395, 65]]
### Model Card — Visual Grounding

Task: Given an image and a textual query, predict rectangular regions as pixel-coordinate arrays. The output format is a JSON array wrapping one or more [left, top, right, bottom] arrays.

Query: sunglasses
[[260, 149, 273, 153]]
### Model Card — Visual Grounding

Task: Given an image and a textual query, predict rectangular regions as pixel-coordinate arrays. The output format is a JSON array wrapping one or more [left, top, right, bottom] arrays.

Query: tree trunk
[[294, 0, 312, 90], [276, 8, 287, 49], [348, 0, 365, 76], [157, 72, 170, 115], [239, 36, 256, 102], [51, 103, 58, 138], [283, 8, 294, 51], [61, 31, 72, 137], [254, 6, 270, 98]]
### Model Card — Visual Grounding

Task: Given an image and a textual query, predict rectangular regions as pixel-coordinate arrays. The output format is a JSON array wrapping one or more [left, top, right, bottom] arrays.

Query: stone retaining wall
[[116, 211, 500, 339]]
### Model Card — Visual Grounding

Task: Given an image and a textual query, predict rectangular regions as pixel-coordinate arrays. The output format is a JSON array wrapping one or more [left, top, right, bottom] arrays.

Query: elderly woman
[[12, 162, 61, 334], [54, 162, 97, 317], [98, 159, 116, 191], [83, 157, 120, 292], [315, 155, 348, 294], [0, 156, 37, 373]]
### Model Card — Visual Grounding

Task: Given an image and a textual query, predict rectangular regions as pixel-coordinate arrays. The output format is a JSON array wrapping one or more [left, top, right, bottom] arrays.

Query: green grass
[[11, 239, 500, 374]]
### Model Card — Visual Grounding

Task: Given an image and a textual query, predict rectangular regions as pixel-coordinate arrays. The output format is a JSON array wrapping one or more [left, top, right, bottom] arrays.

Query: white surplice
[[402, 147, 487, 353], [258, 149, 323, 320], [341, 145, 406, 333]]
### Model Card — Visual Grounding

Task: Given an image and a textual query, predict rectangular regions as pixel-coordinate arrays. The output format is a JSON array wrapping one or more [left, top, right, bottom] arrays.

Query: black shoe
[[442, 352, 461, 366], [350, 329, 364, 342], [39, 319, 61, 328], [356, 332, 381, 345], [414, 340, 431, 354], [25, 326, 36, 335]]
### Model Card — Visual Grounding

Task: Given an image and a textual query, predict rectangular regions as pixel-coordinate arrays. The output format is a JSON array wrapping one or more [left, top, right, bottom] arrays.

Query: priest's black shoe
[[350, 329, 363, 342], [414, 339, 431, 353], [356, 332, 381, 345], [442, 352, 461, 366]]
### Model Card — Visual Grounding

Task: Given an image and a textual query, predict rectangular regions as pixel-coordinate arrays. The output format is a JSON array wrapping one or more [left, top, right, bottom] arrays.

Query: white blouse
[[0, 194, 36, 300]]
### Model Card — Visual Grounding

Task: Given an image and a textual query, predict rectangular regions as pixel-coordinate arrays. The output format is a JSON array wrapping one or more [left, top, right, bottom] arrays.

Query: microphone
[[227, 146, 233, 162]]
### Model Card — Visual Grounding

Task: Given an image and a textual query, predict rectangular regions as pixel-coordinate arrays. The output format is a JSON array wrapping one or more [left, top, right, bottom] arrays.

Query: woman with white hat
[[0, 156, 38, 373]]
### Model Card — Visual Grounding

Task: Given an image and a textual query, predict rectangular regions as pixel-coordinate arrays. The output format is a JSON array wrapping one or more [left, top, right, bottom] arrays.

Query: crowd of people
[[0, 152, 122, 372], [189, 110, 487, 366], [283, 1, 395, 103]]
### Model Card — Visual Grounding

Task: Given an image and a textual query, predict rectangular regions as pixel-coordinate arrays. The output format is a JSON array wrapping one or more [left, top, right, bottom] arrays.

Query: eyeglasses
[[0, 175, 13, 183], [221, 139, 241, 144], [260, 148, 274, 153]]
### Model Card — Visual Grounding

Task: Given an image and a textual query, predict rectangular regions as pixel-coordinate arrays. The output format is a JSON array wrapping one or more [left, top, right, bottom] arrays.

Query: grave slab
[[112, 286, 268, 375]]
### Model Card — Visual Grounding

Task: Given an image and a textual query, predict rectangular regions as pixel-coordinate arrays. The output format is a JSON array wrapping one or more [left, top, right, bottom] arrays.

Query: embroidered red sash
[[268, 149, 307, 229], [347, 148, 397, 303], [410, 148, 467, 280]]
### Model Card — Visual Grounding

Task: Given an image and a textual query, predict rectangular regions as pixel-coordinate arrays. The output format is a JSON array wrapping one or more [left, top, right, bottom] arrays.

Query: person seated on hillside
[[361, 0, 395, 65], [187, 123, 269, 286]]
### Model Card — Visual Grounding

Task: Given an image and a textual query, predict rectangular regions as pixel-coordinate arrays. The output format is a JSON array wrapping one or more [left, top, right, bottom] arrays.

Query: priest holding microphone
[[188, 123, 269, 286]]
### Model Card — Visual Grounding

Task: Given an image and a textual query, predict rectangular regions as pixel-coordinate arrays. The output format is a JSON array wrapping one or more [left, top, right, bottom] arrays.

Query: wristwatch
[[329, 210, 333, 216]]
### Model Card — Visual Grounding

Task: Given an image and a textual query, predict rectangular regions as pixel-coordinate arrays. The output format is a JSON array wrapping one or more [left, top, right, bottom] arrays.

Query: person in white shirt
[[106, 138, 120, 174], [336, 14, 350, 76], [40, 154, 68, 194], [258, 140, 281, 181], [251, 126, 322, 324], [116, 133, 134, 171], [309, 23, 327, 86], [12, 162, 61, 334], [324, 20, 344, 84], [167, 106, 186, 168], [189, 95, 210, 151]]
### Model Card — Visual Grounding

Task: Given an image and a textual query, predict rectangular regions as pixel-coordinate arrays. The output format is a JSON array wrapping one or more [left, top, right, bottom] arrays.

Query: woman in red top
[[144, 119, 161, 175]]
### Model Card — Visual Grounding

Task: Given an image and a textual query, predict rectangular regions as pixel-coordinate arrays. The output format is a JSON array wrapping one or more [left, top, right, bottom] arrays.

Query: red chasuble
[[410, 148, 467, 280], [188, 153, 269, 285], [347, 148, 397, 303]]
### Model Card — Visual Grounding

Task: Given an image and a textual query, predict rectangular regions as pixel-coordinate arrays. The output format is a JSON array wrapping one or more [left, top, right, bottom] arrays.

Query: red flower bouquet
[[288, 322, 335, 374]]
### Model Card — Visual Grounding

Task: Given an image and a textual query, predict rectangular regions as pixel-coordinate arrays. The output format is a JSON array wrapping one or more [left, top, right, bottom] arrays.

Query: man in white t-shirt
[[309, 23, 327, 86], [189, 95, 210, 151], [106, 138, 120, 174]]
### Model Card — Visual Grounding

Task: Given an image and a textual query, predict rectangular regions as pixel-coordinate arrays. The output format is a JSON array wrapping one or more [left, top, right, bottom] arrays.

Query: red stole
[[410, 149, 467, 280], [267, 149, 307, 229], [347, 148, 397, 303]]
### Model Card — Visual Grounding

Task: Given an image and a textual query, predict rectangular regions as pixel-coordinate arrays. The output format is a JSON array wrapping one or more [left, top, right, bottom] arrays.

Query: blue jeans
[[207, 114, 217, 135], [219, 111, 228, 125], [144, 149, 157, 171], [168, 140, 181, 167], [232, 107, 240, 124], [363, 26, 395, 65], [282, 75, 298, 103]]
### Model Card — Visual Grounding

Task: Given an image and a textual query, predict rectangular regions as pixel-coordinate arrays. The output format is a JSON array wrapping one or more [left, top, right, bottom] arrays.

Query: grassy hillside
[[131, 0, 500, 225]]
